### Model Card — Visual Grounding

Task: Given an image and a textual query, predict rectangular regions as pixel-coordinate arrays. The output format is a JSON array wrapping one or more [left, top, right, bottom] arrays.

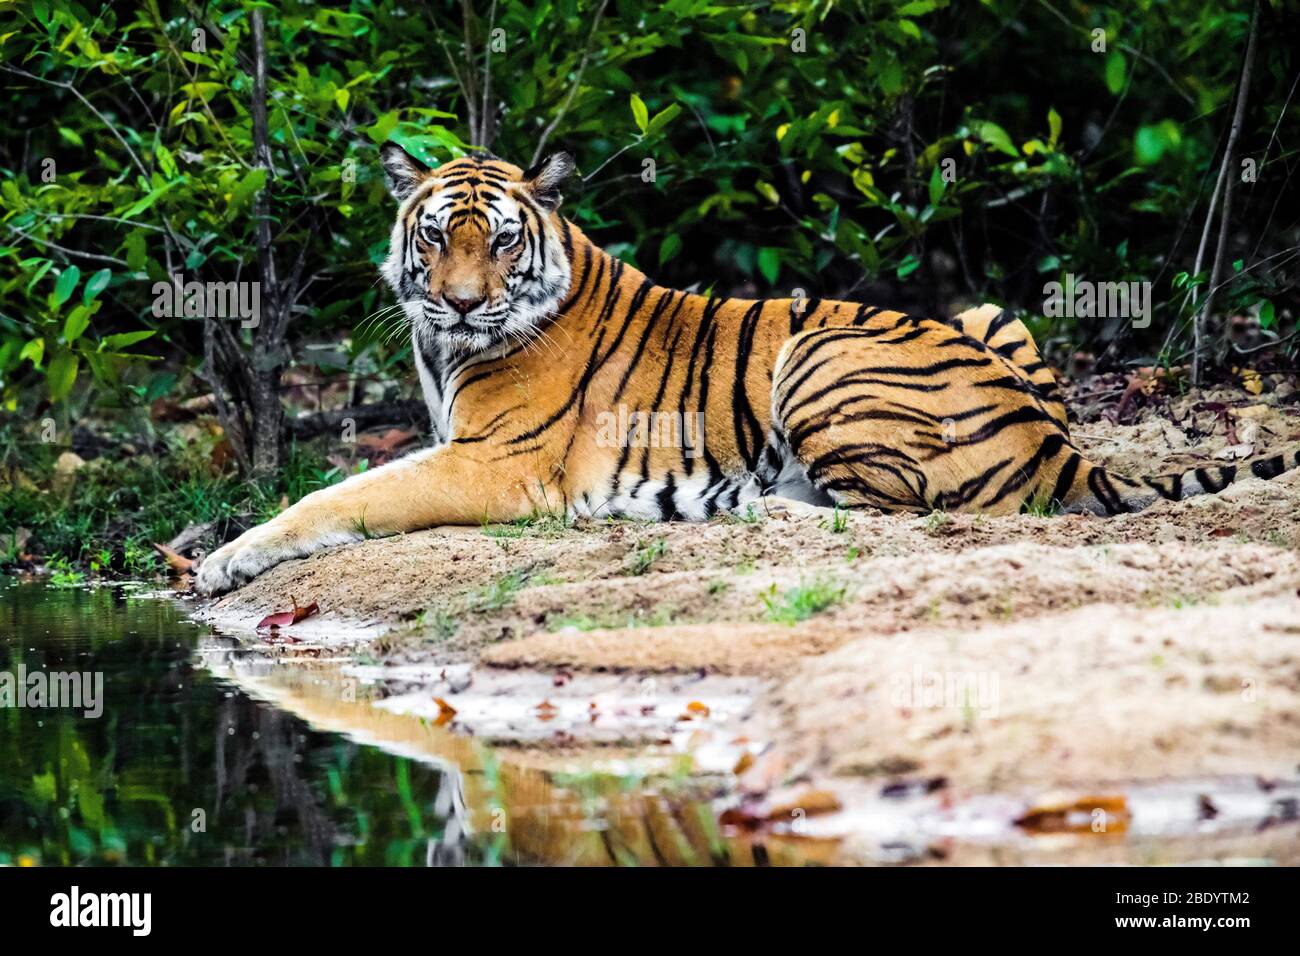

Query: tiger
[[194, 144, 1300, 594]]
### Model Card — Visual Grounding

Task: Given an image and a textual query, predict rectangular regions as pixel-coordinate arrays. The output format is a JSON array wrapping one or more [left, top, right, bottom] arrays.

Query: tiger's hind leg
[[770, 324, 1077, 515]]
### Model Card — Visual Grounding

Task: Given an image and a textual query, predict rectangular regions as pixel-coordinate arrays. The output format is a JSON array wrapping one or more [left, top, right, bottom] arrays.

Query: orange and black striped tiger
[[196, 146, 1300, 593]]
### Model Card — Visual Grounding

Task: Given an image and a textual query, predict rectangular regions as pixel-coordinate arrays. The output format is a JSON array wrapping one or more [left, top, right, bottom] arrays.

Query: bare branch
[[5, 225, 128, 267], [480, 0, 499, 148], [530, 0, 610, 167], [1193, 0, 1259, 385], [287, 400, 430, 439], [460, 0, 481, 144]]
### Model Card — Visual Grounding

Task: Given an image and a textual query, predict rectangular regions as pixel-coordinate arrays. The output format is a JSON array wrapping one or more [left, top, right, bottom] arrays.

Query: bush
[[1, 0, 1295, 464]]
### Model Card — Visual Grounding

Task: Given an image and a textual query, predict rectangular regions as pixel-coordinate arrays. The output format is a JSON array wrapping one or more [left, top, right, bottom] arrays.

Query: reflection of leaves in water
[[0, 582, 498, 866]]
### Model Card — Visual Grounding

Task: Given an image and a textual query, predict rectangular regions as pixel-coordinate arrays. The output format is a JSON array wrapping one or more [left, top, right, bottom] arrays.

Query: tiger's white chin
[[409, 301, 560, 356]]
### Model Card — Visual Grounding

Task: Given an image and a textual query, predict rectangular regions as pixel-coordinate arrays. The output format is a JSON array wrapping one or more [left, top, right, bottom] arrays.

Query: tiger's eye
[[494, 230, 519, 253], [419, 224, 443, 246]]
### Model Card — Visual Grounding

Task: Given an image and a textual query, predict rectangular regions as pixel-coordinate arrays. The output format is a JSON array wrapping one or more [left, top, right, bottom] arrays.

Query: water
[[0, 579, 503, 866], [9, 579, 1289, 867]]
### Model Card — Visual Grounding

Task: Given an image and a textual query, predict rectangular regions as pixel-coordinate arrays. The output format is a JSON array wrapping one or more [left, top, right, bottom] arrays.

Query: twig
[[287, 401, 430, 439], [5, 225, 128, 267], [1248, 67, 1300, 260], [480, 0, 498, 148], [460, 0, 481, 144], [581, 139, 640, 184], [1193, 0, 1260, 385], [530, 0, 610, 167], [1034, 0, 1195, 106]]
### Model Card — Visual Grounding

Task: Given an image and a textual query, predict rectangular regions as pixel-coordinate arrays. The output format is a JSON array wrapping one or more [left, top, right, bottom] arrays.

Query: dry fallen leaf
[[356, 428, 419, 464], [1016, 793, 1129, 834], [767, 789, 843, 820], [256, 597, 320, 630], [152, 541, 195, 575], [433, 696, 457, 726]]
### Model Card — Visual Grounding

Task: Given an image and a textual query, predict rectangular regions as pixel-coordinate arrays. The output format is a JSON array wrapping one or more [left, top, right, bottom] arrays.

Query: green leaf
[[124, 231, 147, 272], [19, 338, 45, 368], [228, 168, 268, 211], [100, 330, 156, 350], [757, 247, 780, 284], [367, 110, 400, 145], [120, 180, 179, 218], [1134, 121, 1181, 165], [83, 268, 111, 305], [51, 265, 81, 309], [47, 349, 79, 401], [630, 94, 649, 135], [646, 103, 682, 136], [658, 234, 682, 266], [62, 305, 91, 343], [1047, 107, 1062, 148], [928, 164, 946, 207], [1104, 52, 1126, 95], [970, 121, 1018, 158], [143, 371, 177, 403], [896, 254, 921, 279], [1258, 300, 1275, 330]]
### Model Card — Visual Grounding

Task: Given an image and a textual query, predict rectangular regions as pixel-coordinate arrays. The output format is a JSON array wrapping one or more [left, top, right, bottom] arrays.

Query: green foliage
[[469, 567, 533, 611], [0, 0, 1295, 425], [761, 575, 848, 624], [0, 425, 343, 574], [628, 537, 667, 575]]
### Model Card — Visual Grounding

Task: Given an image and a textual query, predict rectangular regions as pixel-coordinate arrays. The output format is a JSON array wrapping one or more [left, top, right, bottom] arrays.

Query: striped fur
[[195, 149, 1300, 594]]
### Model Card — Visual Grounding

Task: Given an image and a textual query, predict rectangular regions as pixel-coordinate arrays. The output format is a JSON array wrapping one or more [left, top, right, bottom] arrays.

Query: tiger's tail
[[1054, 444, 1300, 516]]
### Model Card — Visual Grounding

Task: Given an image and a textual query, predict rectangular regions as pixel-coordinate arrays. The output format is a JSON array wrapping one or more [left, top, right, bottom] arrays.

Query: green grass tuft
[[761, 576, 848, 624]]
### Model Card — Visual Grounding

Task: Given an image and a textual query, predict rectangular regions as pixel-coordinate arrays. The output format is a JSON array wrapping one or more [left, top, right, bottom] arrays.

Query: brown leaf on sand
[[1016, 793, 1129, 834], [256, 597, 320, 630], [152, 542, 195, 575], [767, 789, 843, 821], [433, 697, 457, 726], [680, 700, 711, 720], [536, 699, 560, 721]]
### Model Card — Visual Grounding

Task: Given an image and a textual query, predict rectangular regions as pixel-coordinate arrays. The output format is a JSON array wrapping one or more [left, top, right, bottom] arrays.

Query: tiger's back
[[441, 228, 1081, 519]]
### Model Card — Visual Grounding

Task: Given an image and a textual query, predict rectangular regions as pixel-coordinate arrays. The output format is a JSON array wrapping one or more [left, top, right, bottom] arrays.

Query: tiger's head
[[379, 144, 576, 354]]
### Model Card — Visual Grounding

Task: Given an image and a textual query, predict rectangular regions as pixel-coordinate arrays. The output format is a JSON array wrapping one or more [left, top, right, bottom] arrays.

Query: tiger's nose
[[443, 292, 485, 316]]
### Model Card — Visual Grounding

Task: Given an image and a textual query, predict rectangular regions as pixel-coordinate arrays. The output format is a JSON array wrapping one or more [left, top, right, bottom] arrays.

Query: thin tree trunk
[[249, 8, 284, 477]]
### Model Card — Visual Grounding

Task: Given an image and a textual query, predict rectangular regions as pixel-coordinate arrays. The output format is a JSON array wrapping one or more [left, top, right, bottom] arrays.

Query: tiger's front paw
[[195, 523, 299, 595]]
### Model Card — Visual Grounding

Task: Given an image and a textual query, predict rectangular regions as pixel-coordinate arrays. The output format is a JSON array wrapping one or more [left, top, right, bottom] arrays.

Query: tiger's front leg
[[195, 444, 550, 594]]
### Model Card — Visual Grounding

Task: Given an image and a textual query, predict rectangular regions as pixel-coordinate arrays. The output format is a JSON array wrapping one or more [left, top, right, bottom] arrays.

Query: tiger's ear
[[380, 142, 431, 201], [522, 152, 575, 211]]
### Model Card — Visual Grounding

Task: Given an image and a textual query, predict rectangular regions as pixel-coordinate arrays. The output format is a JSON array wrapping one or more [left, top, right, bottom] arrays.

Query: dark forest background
[[1, 0, 1297, 570]]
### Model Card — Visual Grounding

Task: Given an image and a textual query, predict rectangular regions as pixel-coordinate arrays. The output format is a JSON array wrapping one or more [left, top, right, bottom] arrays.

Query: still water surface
[[0, 579, 503, 866]]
